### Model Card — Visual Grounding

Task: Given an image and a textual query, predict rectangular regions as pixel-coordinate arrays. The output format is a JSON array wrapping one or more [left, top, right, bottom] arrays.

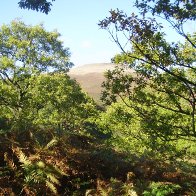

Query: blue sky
[[0, 1, 195, 67], [0, 1, 135, 66]]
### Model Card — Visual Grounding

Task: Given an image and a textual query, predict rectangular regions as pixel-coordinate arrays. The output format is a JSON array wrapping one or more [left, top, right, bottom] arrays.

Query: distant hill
[[68, 63, 117, 103]]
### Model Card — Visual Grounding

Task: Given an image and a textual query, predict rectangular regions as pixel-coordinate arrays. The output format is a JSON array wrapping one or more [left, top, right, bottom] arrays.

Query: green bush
[[143, 182, 181, 196]]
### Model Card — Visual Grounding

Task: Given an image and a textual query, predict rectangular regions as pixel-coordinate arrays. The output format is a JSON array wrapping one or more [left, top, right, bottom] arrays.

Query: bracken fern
[[15, 147, 63, 194]]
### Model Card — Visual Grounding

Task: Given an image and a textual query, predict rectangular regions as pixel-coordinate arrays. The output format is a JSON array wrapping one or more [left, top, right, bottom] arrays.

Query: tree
[[29, 73, 97, 132], [99, 0, 196, 143], [0, 20, 79, 131], [18, 0, 56, 14], [135, 0, 196, 48], [95, 99, 147, 155]]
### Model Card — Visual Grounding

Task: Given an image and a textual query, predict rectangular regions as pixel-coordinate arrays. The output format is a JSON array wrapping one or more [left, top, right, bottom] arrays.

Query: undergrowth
[[0, 130, 195, 195]]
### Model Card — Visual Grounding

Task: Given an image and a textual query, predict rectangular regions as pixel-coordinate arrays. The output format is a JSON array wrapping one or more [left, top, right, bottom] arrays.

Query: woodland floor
[[0, 131, 195, 195]]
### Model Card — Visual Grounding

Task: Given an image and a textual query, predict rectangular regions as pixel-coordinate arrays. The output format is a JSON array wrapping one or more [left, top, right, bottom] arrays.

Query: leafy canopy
[[99, 0, 196, 144], [0, 21, 96, 132]]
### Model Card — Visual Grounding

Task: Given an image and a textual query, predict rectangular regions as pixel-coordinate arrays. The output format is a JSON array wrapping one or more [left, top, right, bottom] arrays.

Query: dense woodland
[[0, 0, 195, 195]]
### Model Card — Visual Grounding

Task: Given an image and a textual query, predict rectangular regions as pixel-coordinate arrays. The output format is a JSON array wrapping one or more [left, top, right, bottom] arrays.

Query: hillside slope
[[68, 63, 117, 103], [69, 63, 135, 103]]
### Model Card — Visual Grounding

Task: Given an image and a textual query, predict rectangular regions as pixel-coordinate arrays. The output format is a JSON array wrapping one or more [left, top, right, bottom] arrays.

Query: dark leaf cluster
[[18, 0, 55, 14]]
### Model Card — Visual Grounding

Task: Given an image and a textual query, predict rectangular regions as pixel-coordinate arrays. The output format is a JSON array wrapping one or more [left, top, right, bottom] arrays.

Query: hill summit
[[68, 63, 117, 103]]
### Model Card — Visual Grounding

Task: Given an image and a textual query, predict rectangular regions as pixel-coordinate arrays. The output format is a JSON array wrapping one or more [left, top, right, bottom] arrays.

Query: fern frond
[[19, 152, 32, 165], [45, 138, 58, 149], [14, 148, 31, 165], [4, 152, 16, 170], [46, 180, 58, 194], [12, 146, 64, 194], [98, 187, 108, 196], [47, 173, 59, 185], [85, 189, 96, 196]]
